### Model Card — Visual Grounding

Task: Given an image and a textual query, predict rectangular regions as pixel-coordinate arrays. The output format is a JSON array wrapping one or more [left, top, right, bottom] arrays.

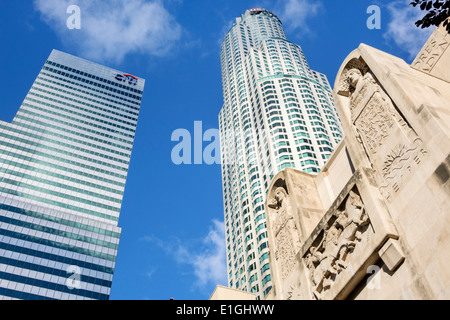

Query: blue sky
[[0, 0, 433, 300]]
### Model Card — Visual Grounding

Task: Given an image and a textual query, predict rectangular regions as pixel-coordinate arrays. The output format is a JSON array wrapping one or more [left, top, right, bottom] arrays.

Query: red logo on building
[[115, 73, 138, 85]]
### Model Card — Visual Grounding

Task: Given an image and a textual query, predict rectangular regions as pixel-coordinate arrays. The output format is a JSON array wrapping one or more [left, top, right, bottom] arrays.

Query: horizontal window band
[[44, 64, 141, 98], [0, 186, 119, 222], [24, 96, 135, 134], [21, 101, 134, 140], [34, 79, 139, 118], [0, 287, 57, 300], [0, 157, 124, 197], [0, 148, 126, 186], [0, 129, 129, 172], [45, 61, 143, 95], [16, 107, 133, 146], [0, 165, 122, 204], [0, 228, 117, 262], [27, 90, 137, 128], [0, 271, 109, 300], [14, 114, 132, 154], [0, 256, 112, 288], [39, 71, 140, 108], [0, 203, 121, 239], [0, 238, 115, 274], [0, 213, 119, 250], [0, 178, 121, 213]]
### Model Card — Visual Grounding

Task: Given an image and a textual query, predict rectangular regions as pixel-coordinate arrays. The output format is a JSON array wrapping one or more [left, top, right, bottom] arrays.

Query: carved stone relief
[[303, 189, 372, 300], [412, 25, 450, 74], [267, 186, 301, 281], [338, 59, 427, 201], [284, 270, 304, 300], [337, 59, 369, 98]]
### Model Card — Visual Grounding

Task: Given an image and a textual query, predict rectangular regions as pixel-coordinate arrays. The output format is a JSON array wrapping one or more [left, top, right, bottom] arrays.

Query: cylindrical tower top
[[244, 8, 282, 24]]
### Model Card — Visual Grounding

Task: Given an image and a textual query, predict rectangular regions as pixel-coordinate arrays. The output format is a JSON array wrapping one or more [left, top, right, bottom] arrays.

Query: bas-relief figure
[[304, 190, 371, 300], [267, 186, 301, 282], [338, 60, 427, 201]]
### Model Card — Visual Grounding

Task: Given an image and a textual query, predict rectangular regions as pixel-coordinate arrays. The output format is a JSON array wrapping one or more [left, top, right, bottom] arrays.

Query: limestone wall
[[264, 23, 450, 300], [211, 23, 450, 301]]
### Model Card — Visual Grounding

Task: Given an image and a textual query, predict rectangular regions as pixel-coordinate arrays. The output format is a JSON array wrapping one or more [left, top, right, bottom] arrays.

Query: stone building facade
[[264, 23, 450, 300], [212, 22, 450, 300]]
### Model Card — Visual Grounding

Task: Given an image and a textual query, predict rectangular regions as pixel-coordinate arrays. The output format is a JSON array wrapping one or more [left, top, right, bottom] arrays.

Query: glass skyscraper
[[0, 50, 144, 300], [218, 9, 343, 299]]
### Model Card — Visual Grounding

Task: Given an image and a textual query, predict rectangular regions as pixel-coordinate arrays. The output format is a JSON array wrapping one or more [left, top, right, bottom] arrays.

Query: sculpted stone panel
[[413, 35, 448, 72], [338, 59, 427, 201], [284, 268, 303, 300], [267, 186, 301, 281], [303, 188, 372, 299], [265, 170, 328, 300], [412, 19, 450, 77]]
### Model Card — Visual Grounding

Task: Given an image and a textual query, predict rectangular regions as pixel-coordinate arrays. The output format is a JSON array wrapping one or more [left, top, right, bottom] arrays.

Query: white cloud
[[189, 220, 227, 289], [215, 0, 321, 52], [275, 0, 322, 34], [384, 0, 433, 60], [142, 219, 227, 292], [33, 0, 182, 63]]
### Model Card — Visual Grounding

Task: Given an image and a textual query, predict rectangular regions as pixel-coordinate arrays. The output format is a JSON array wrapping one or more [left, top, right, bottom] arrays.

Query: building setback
[[218, 9, 343, 299], [0, 50, 145, 300]]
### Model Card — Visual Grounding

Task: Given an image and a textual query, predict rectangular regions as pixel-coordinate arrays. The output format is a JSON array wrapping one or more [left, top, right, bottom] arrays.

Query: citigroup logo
[[115, 73, 138, 85]]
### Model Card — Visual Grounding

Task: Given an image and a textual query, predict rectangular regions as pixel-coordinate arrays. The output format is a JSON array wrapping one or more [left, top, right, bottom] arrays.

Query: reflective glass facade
[[218, 9, 343, 299], [0, 50, 144, 300]]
